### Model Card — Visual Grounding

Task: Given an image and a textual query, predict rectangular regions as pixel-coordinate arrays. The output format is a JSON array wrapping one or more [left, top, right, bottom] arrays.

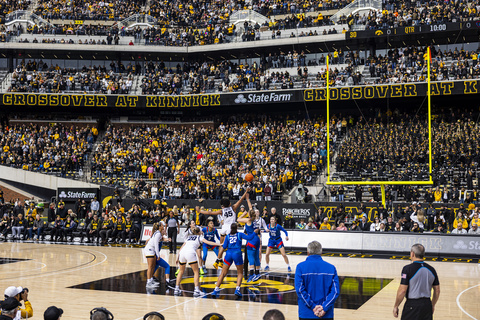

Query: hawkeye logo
[[234, 92, 293, 104], [181, 276, 295, 292], [375, 30, 384, 36]]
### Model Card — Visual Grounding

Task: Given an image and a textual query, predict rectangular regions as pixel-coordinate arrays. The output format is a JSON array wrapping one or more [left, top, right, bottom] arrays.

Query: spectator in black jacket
[[12, 214, 27, 240], [283, 212, 296, 229], [50, 215, 64, 242], [358, 216, 370, 231]]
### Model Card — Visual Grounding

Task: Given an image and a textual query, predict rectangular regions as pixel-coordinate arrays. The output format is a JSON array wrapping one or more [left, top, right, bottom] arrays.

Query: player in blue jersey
[[200, 218, 220, 274], [264, 216, 291, 272], [241, 192, 263, 283], [211, 222, 255, 298]]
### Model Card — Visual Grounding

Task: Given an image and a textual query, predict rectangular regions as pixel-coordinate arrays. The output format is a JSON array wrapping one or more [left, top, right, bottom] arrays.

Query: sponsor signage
[[122, 198, 317, 221], [1, 80, 479, 108], [57, 188, 99, 201], [234, 92, 294, 104], [346, 21, 478, 39], [141, 224, 480, 257]]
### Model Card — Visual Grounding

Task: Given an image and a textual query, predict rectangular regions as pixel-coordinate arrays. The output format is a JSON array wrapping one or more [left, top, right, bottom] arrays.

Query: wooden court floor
[[0, 243, 479, 320]]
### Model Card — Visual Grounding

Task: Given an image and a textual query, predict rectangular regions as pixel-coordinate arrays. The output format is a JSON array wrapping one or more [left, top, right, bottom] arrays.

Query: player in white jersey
[[174, 227, 220, 297], [144, 222, 174, 289], [179, 220, 206, 276], [196, 187, 250, 269]]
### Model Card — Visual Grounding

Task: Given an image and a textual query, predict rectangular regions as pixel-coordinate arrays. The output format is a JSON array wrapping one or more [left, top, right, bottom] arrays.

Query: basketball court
[[1, 242, 479, 319]]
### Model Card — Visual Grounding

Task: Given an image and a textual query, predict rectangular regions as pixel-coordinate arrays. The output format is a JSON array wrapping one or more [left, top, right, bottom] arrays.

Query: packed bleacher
[[335, 111, 480, 180], [0, 0, 31, 19], [331, 111, 480, 214], [5, 45, 480, 96], [362, 46, 480, 85], [89, 117, 337, 193], [33, 0, 146, 21], [0, 123, 97, 175], [7, 61, 135, 94], [348, 0, 480, 30]]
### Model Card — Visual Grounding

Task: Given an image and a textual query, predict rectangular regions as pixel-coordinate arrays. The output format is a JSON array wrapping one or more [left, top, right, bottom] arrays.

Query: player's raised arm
[[195, 206, 222, 215], [232, 187, 251, 212]]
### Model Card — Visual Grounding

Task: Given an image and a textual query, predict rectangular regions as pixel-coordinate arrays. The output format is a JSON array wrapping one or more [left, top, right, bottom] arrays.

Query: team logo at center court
[[234, 94, 247, 104], [180, 276, 295, 293]]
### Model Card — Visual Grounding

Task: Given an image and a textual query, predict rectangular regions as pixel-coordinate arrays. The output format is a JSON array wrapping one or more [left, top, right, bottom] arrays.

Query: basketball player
[[211, 223, 255, 298], [144, 222, 174, 289], [201, 218, 220, 274], [264, 216, 291, 272], [242, 192, 263, 282], [183, 220, 206, 275], [196, 187, 250, 269], [174, 227, 220, 297]]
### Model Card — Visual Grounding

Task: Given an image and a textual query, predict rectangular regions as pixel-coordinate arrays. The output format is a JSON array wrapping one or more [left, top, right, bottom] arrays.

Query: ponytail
[[230, 223, 238, 234]]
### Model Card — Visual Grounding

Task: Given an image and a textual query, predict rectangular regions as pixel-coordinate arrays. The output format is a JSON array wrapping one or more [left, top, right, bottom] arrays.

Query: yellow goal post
[[325, 48, 434, 207]]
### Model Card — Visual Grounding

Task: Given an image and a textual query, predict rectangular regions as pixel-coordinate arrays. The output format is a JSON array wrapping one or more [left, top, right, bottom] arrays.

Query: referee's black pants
[[168, 228, 177, 253], [401, 298, 432, 320]]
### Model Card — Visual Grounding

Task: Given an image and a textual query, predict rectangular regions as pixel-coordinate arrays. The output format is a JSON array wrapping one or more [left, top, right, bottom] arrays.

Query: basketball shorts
[[224, 250, 243, 266], [246, 246, 261, 267], [179, 249, 198, 265], [144, 246, 156, 257], [219, 223, 232, 236], [268, 238, 284, 249]]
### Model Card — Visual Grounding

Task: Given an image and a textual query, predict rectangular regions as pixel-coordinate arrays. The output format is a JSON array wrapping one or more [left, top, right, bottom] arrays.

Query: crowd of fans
[[335, 111, 480, 181], [347, 0, 480, 30], [34, 0, 146, 21], [139, 52, 360, 95], [363, 45, 480, 85], [8, 60, 135, 94], [10, 44, 480, 95], [1, 0, 31, 20], [90, 117, 337, 198], [0, 124, 97, 174], [308, 202, 480, 234]]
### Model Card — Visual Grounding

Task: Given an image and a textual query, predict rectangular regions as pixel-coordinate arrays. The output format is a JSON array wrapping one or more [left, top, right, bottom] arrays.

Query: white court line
[[10, 248, 108, 280], [0, 261, 47, 273], [132, 267, 286, 320], [456, 283, 480, 320]]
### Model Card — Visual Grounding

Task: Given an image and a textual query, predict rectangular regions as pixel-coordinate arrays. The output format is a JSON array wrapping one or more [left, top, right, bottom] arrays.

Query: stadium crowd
[[0, 0, 31, 19], [90, 118, 336, 197], [0, 124, 97, 174], [6, 44, 480, 95], [7, 61, 134, 94], [348, 0, 480, 30], [335, 111, 480, 181], [34, 0, 146, 21], [364, 46, 480, 84]]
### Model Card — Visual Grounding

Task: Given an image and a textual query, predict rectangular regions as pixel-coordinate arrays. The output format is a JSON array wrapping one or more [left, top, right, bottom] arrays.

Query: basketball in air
[[245, 173, 254, 182]]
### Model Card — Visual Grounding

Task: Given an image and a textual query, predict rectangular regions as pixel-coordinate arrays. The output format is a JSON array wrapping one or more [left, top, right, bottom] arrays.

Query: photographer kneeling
[[2, 287, 32, 319]]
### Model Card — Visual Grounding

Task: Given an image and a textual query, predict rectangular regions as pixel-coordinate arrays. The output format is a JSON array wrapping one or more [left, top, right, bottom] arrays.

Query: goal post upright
[[325, 48, 434, 208], [326, 55, 331, 180]]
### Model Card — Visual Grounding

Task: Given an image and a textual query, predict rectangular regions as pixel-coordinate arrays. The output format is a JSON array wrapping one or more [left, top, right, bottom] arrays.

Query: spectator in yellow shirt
[[319, 217, 331, 230]]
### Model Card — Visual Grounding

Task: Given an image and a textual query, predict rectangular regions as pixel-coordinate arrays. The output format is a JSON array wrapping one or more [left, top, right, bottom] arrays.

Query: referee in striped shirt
[[393, 243, 440, 320]]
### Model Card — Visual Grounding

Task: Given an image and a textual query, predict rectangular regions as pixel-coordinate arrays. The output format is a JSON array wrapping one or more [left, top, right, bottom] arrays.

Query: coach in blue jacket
[[295, 241, 340, 319]]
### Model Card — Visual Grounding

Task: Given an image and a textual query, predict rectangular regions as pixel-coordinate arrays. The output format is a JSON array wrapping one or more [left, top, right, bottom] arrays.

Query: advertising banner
[[2, 79, 479, 109], [57, 188, 99, 201]]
